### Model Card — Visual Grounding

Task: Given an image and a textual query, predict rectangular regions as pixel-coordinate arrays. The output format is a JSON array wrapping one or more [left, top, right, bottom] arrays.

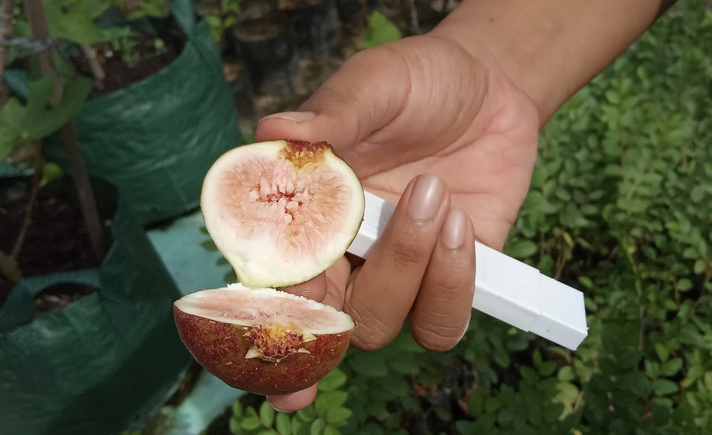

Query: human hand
[[255, 32, 540, 411]]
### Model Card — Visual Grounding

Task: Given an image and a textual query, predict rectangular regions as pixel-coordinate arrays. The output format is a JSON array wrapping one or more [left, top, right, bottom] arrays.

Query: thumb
[[255, 46, 409, 170], [278, 272, 327, 302]]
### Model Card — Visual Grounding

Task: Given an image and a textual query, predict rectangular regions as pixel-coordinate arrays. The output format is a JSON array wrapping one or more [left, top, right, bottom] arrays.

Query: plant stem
[[0, 0, 17, 108], [24, 0, 106, 261], [23, 0, 61, 104], [80, 43, 105, 88], [0, 249, 22, 283], [404, 0, 419, 35], [10, 141, 42, 258], [59, 121, 106, 260]]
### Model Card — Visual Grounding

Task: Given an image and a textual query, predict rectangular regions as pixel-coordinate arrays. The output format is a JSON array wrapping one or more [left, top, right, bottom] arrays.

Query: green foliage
[[43, 0, 112, 45], [202, 0, 241, 43], [230, 369, 351, 435], [222, 1, 712, 434], [0, 75, 91, 158], [362, 11, 401, 49]]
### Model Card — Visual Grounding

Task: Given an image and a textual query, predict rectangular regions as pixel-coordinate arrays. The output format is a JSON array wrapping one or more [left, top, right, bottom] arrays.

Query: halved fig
[[174, 284, 355, 395], [201, 140, 365, 288]]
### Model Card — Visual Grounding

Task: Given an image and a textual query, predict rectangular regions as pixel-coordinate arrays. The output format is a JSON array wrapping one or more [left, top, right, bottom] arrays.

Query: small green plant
[[230, 369, 351, 435], [362, 11, 401, 49], [1, 0, 104, 284], [203, 0, 241, 44]]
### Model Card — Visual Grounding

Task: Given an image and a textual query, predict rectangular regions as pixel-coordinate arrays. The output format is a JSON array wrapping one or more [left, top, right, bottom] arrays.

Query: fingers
[[267, 383, 318, 413], [278, 272, 328, 302], [255, 45, 409, 167], [345, 174, 451, 350], [266, 263, 350, 413], [409, 207, 476, 351]]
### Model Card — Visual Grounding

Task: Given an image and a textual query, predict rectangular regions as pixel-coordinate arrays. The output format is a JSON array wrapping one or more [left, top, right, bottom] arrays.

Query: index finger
[[265, 260, 351, 412]]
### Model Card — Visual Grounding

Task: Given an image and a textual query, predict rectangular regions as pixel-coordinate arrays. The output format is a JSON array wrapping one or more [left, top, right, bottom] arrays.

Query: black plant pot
[[233, 11, 300, 95], [224, 58, 258, 135], [281, 0, 342, 56]]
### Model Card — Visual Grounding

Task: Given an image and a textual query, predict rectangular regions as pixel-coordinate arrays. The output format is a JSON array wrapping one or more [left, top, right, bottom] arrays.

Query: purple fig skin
[[174, 306, 353, 395]]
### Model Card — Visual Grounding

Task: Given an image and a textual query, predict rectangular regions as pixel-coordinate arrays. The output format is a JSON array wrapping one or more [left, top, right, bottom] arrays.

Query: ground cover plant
[[223, 1, 712, 434]]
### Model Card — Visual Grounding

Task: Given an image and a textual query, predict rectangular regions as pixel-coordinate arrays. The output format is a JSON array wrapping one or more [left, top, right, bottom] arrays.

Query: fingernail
[[268, 400, 288, 413], [259, 111, 316, 124], [407, 174, 446, 221], [442, 208, 467, 249]]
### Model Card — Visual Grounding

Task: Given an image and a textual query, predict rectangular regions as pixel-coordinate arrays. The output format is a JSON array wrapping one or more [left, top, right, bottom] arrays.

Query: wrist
[[431, 0, 674, 125]]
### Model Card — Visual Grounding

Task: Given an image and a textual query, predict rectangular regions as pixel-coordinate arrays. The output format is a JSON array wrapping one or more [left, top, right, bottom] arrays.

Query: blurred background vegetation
[[225, 1, 712, 434]]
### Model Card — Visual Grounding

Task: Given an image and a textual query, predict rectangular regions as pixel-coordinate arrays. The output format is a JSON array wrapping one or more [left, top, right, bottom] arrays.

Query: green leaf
[[348, 350, 389, 377], [653, 379, 679, 396], [434, 406, 451, 422], [382, 374, 410, 395], [324, 407, 353, 424], [43, 0, 111, 44], [558, 366, 576, 382], [260, 400, 275, 427], [240, 416, 262, 430], [316, 391, 348, 412], [520, 366, 538, 384], [655, 343, 669, 362], [295, 407, 315, 423], [363, 11, 401, 48], [618, 371, 651, 397], [233, 401, 244, 418], [661, 358, 684, 377], [40, 162, 63, 187], [0, 75, 91, 149], [694, 259, 706, 274], [388, 354, 421, 374], [677, 278, 693, 292], [578, 276, 594, 289], [318, 369, 347, 391], [275, 413, 292, 435], [507, 239, 538, 259], [229, 417, 241, 434], [323, 427, 341, 435], [310, 418, 326, 435], [201, 240, 219, 251]]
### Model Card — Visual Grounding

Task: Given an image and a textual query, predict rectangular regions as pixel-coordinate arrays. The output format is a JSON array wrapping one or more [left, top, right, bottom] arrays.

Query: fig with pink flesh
[[200, 139, 365, 288], [174, 140, 363, 395], [174, 285, 355, 395]]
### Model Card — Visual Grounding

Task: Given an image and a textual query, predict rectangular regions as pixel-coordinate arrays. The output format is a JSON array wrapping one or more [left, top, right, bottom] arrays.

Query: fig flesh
[[174, 284, 355, 395], [175, 140, 364, 395], [200, 139, 365, 288]]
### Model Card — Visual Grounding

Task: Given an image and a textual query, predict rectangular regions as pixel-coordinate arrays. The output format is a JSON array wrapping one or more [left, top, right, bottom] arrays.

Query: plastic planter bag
[[0, 180, 191, 435], [47, 0, 242, 225]]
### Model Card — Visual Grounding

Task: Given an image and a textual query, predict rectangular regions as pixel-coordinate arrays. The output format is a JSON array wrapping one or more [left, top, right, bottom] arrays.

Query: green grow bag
[[47, 0, 242, 225], [0, 180, 190, 435]]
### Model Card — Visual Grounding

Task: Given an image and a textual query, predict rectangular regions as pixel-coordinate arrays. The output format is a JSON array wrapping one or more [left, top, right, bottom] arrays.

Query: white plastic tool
[[347, 191, 589, 350]]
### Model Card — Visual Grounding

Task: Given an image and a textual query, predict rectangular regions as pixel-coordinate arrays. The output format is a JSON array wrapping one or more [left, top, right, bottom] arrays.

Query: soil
[[0, 179, 115, 310], [72, 29, 187, 98]]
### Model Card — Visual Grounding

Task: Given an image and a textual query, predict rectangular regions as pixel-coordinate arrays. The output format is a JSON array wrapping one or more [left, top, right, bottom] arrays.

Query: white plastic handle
[[347, 191, 588, 350]]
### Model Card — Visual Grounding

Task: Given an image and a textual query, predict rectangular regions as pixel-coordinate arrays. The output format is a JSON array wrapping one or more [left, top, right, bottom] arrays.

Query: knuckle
[[345, 302, 400, 351], [412, 326, 459, 352], [382, 238, 429, 269], [352, 335, 391, 352], [410, 315, 469, 352]]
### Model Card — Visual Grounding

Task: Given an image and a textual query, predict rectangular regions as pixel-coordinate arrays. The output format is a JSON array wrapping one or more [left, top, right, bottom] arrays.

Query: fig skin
[[174, 306, 353, 395]]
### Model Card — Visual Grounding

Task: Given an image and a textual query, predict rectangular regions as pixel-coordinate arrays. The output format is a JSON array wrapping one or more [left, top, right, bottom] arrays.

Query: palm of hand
[[332, 35, 540, 249]]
